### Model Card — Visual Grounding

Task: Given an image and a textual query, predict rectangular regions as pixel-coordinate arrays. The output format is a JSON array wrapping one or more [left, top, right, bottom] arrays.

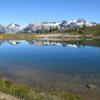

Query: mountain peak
[[8, 23, 20, 28], [0, 19, 97, 33]]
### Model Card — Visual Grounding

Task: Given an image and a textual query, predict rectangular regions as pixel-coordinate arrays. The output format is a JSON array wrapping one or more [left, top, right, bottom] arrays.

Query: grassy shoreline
[[0, 75, 81, 100], [0, 33, 99, 40]]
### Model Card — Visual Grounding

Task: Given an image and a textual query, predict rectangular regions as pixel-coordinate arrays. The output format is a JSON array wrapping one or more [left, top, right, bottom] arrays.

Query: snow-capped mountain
[[22, 21, 62, 33], [0, 19, 97, 33], [6, 23, 22, 33], [0, 25, 7, 33], [23, 19, 96, 33], [0, 23, 22, 34], [59, 19, 96, 29], [22, 23, 44, 33]]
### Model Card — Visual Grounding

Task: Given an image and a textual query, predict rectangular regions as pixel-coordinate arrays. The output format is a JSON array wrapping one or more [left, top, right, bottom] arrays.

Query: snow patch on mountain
[[0, 19, 97, 33]]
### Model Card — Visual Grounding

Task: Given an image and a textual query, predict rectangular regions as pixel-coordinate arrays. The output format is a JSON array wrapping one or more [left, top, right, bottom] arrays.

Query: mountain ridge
[[0, 19, 97, 34]]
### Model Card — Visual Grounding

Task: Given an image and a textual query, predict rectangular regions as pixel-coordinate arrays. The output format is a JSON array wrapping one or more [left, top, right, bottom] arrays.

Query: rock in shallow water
[[86, 84, 96, 89]]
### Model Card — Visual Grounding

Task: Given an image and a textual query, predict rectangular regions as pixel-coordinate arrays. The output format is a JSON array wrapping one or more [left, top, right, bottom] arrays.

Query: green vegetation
[[47, 25, 100, 36], [82, 25, 100, 35], [0, 34, 37, 40], [0, 75, 81, 100]]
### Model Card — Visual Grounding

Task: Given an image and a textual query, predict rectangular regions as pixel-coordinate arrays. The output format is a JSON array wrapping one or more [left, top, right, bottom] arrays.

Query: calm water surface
[[0, 40, 100, 92]]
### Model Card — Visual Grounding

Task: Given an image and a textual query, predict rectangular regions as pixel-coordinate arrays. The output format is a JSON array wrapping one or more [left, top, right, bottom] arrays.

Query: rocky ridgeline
[[0, 19, 96, 34]]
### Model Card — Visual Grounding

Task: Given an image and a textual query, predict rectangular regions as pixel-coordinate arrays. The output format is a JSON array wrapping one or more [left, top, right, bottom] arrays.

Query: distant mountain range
[[0, 19, 97, 34]]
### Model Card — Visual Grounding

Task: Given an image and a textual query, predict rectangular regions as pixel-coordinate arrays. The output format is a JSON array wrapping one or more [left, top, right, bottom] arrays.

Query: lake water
[[0, 39, 100, 93]]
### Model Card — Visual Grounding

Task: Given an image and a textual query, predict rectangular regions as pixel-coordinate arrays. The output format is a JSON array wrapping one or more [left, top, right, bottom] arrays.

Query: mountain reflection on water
[[0, 39, 100, 48]]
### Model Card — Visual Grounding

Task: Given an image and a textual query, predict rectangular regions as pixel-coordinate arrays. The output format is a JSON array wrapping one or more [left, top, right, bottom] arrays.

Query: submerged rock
[[86, 84, 96, 89]]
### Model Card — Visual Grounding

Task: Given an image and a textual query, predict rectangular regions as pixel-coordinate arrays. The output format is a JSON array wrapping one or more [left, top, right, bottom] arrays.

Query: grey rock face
[[0, 19, 97, 34]]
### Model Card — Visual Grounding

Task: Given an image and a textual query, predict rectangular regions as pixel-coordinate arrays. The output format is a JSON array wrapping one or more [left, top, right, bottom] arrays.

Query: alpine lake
[[0, 35, 100, 99]]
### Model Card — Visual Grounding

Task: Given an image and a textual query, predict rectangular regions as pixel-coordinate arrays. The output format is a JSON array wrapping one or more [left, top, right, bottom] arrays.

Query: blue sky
[[0, 0, 100, 25]]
